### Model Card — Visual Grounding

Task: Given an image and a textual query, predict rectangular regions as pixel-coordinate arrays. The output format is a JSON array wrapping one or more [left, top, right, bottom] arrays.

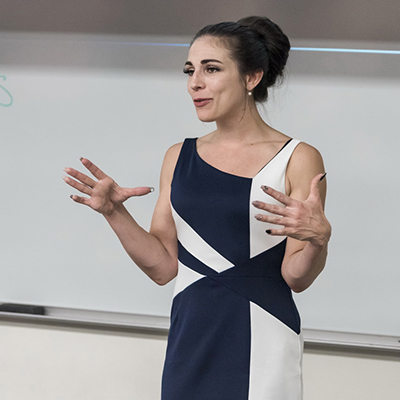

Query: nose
[[189, 71, 205, 91]]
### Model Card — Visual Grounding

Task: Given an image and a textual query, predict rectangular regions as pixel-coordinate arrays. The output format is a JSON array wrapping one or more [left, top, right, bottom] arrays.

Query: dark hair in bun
[[191, 16, 290, 102]]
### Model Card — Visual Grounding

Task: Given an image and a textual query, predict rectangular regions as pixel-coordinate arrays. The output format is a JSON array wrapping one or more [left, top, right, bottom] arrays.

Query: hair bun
[[237, 16, 291, 87]]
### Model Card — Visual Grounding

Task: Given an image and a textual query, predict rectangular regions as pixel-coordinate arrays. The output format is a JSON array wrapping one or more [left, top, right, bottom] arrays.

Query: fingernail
[[266, 229, 272, 234], [261, 185, 268, 191], [319, 173, 327, 181], [252, 201, 261, 207], [80, 157, 84, 161], [149, 187, 155, 192], [255, 214, 263, 220], [70, 195, 74, 199]]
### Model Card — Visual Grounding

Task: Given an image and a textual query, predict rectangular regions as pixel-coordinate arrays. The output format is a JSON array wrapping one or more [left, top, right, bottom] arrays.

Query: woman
[[64, 16, 331, 400]]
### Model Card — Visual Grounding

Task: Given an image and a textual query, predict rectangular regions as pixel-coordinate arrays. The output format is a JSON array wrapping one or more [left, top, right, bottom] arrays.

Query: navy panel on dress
[[162, 277, 251, 400], [171, 139, 252, 266], [210, 240, 301, 334], [178, 241, 216, 276]]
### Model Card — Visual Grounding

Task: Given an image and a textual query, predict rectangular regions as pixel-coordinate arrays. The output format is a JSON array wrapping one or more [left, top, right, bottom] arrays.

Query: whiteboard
[[1, 32, 399, 337]]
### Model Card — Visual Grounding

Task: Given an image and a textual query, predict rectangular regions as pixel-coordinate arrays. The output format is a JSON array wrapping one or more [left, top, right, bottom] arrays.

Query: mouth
[[193, 98, 212, 107]]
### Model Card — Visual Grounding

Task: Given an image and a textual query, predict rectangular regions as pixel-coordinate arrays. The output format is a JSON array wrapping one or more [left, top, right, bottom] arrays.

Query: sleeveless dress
[[162, 138, 303, 400]]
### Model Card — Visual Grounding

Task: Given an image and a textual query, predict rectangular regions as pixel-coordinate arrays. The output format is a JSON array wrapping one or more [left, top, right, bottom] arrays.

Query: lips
[[193, 98, 212, 107]]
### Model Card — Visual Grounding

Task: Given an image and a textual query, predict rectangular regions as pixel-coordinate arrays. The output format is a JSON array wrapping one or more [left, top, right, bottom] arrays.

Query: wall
[[2, 33, 400, 338], [2, 31, 400, 400], [1, 320, 399, 400]]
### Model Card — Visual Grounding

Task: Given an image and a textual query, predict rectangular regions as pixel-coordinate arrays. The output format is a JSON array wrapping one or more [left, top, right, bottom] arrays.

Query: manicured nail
[[261, 185, 268, 191], [149, 187, 155, 192], [266, 229, 272, 234], [319, 173, 327, 181], [252, 201, 261, 207], [255, 214, 263, 220]]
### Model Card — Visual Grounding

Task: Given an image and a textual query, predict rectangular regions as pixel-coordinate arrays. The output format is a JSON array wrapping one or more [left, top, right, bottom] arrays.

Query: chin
[[196, 111, 216, 123], [198, 116, 216, 123]]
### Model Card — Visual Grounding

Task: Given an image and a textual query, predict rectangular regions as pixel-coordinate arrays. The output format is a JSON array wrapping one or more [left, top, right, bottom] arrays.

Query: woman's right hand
[[63, 158, 154, 216]]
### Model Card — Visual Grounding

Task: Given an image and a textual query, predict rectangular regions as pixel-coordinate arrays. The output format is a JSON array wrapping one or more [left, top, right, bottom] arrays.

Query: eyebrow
[[184, 59, 223, 66]]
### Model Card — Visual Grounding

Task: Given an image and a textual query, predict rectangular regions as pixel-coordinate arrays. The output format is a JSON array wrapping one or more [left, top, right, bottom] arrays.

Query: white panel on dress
[[171, 205, 234, 273], [249, 139, 301, 257], [248, 302, 303, 400], [173, 261, 205, 298]]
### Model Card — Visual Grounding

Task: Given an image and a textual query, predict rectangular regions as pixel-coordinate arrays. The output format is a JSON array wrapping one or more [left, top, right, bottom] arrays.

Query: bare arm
[[63, 143, 182, 285], [252, 143, 331, 292]]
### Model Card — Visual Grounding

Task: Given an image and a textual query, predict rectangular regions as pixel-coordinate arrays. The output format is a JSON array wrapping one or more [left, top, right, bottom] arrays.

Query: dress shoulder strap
[[269, 138, 301, 169], [171, 138, 197, 180]]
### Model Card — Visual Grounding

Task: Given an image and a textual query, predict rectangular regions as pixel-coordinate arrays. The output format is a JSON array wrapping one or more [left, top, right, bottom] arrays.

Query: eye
[[206, 66, 220, 73], [183, 68, 194, 76]]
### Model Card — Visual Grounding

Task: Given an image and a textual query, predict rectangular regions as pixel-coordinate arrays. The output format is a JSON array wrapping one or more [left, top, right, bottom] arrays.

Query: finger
[[255, 213, 291, 226], [252, 201, 286, 216], [80, 158, 108, 180], [64, 167, 96, 188], [261, 185, 295, 206], [70, 194, 92, 206], [309, 173, 326, 201], [63, 176, 92, 195], [265, 228, 287, 236], [266, 227, 305, 240], [124, 186, 155, 197]]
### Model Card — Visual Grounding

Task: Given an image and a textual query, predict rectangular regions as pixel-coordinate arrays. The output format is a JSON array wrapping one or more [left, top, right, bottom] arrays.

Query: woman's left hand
[[252, 173, 331, 247]]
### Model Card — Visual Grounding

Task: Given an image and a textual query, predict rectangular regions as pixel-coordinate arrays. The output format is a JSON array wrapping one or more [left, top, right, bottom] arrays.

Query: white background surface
[[1, 33, 399, 336]]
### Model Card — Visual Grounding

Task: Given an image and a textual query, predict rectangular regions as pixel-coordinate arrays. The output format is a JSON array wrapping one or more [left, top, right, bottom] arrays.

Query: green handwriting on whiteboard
[[0, 76, 13, 107]]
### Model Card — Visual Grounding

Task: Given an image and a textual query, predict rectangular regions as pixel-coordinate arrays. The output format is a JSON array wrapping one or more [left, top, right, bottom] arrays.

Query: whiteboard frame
[[1, 306, 399, 352]]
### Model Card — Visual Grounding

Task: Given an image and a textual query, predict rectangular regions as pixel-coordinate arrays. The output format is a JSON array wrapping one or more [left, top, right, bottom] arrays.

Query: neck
[[214, 101, 270, 143]]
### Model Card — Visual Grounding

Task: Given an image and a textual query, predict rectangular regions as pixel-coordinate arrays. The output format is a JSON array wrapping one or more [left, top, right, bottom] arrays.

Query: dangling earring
[[248, 91, 252, 96]]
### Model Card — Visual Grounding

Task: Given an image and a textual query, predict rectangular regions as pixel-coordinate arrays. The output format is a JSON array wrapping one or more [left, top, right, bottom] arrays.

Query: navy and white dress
[[162, 138, 303, 400]]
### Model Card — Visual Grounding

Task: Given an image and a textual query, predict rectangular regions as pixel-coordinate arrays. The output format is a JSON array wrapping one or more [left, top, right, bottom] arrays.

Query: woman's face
[[184, 36, 248, 123]]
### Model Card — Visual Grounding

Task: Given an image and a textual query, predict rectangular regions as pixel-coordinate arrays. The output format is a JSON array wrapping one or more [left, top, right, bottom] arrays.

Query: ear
[[246, 69, 264, 92]]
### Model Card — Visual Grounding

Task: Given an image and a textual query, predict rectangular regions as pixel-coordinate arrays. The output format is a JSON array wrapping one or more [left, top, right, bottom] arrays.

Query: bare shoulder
[[162, 142, 183, 171], [286, 141, 326, 199], [159, 142, 184, 189], [165, 142, 184, 161], [290, 142, 324, 169]]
